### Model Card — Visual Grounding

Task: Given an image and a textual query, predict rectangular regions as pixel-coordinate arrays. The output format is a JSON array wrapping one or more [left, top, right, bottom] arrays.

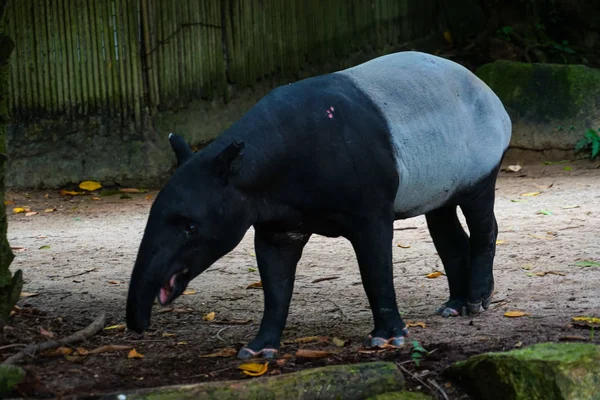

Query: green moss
[[367, 391, 433, 400], [0, 364, 25, 395], [447, 343, 600, 400]]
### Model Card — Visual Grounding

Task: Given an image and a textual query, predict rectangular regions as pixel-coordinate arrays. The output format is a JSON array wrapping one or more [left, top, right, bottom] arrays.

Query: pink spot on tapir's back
[[326, 106, 335, 119]]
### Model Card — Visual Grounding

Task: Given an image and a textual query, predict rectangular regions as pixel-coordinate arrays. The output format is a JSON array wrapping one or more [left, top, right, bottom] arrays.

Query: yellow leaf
[[44, 208, 57, 213], [332, 337, 348, 347], [496, 240, 506, 245], [407, 321, 427, 328], [198, 347, 238, 358], [504, 311, 530, 318], [104, 324, 126, 331], [183, 289, 197, 295], [520, 191, 541, 197], [397, 243, 411, 248], [4, 199, 14, 205], [572, 316, 600, 324], [145, 194, 153, 201], [79, 181, 103, 191], [91, 197, 101, 201], [60, 189, 82, 196], [13, 207, 26, 214], [238, 362, 268, 376], [246, 281, 263, 289], [443, 30, 453, 45], [426, 271, 443, 279], [203, 311, 216, 321], [128, 349, 144, 359]]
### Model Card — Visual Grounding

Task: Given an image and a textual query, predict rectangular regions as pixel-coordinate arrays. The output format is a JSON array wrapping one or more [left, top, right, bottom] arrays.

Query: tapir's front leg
[[237, 230, 310, 360], [349, 214, 408, 348]]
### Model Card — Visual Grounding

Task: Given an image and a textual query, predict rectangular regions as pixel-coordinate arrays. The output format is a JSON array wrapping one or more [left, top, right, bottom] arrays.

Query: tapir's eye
[[184, 223, 198, 236]]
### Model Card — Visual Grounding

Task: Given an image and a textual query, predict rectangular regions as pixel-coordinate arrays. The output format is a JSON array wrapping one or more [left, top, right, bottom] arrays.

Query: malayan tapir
[[126, 51, 511, 359]]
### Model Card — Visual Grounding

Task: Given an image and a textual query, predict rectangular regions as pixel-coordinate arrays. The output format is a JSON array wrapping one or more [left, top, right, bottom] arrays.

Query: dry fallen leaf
[[108, 280, 120, 285], [407, 321, 427, 329], [183, 289, 197, 295], [20, 292, 39, 298], [76, 347, 90, 356], [534, 271, 565, 277], [162, 332, 176, 337], [79, 181, 103, 191], [145, 194, 153, 201], [198, 347, 237, 358], [88, 345, 132, 355], [506, 165, 522, 172], [561, 205, 579, 209], [91, 196, 101, 201], [13, 207, 26, 214], [514, 341, 523, 348], [246, 281, 263, 289], [397, 243, 411, 249], [128, 349, 144, 359], [332, 337, 348, 347], [11, 246, 27, 253], [528, 233, 555, 241], [520, 191, 541, 197], [504, 311, 530, 318], [534, 182, 554, 190], [46, 347, 73, 357], [177, 341, 188, 345], [104, 324, 126, 331], [426, 271, 443, 279], [495, 240, 506, 245], [238, 362, 268, 377], [44, 208, 57, 213], [39, 327, 55, 338], [203, 311, 216, 321], [25, 211, 38, 217], [4, 199, 14, 206], [296, 349, 337, 358], [119, 188, 141, 193]]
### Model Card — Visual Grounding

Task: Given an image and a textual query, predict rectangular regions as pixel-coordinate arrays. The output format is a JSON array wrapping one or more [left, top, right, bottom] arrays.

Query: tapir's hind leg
[[237, 230, 310, 360], [425, 206, 470, 317], [460, 169, 500, 315], [350, 213, 408, 348]]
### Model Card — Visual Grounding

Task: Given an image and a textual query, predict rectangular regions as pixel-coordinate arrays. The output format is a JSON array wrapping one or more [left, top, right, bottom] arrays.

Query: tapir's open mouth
[[157, 268, 191, 305]]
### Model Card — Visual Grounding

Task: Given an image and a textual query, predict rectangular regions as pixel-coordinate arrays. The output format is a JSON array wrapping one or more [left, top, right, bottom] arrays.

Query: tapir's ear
[[213, 141, 245, 183], [169, 133, 193, 166]]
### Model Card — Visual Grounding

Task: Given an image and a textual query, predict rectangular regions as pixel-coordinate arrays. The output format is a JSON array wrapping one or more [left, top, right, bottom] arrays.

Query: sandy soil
[[3, 160, 600, 399]]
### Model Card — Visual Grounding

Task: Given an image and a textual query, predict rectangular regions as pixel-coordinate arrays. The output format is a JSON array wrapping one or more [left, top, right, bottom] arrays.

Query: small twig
[[216, 327, 229, 342], [427, 378, 450, 400], [312, 276, 340, 284], [398, 364, 436, 396], [0, 344, 27, 351], [63, 268, 97, 278], [2, 312, 106, 364], [393, 227, 418, 231]]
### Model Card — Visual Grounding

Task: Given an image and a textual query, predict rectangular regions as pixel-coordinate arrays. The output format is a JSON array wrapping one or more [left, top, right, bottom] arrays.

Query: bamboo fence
[[2, 0, 435, 124]]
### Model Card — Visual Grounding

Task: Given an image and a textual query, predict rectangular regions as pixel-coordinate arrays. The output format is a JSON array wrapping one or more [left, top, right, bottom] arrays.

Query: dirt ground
[[3, 160, 600, 399]]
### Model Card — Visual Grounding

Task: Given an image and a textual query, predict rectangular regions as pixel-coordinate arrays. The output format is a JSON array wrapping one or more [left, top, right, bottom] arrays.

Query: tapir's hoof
[[237, 346, 278, 360], [363, 328, 409, 349], [468, 289, 494, 315], [435, 301, 468, 318]]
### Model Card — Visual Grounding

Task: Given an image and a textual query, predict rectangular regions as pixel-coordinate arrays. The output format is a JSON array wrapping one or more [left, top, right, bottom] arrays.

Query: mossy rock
[[0, 364, 25, 395], [446, 342, 600, 400], [366, 390, 433, 399], [476, 60, 600, 152]]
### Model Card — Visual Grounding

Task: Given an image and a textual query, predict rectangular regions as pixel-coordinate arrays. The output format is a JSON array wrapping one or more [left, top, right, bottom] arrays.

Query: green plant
[[575, 128, 600, 160], [410, 340, 429, 367]]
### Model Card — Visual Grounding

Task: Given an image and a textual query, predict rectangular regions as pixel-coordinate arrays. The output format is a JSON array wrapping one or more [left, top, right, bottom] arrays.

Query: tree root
[[2, 312, 106, 365]]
